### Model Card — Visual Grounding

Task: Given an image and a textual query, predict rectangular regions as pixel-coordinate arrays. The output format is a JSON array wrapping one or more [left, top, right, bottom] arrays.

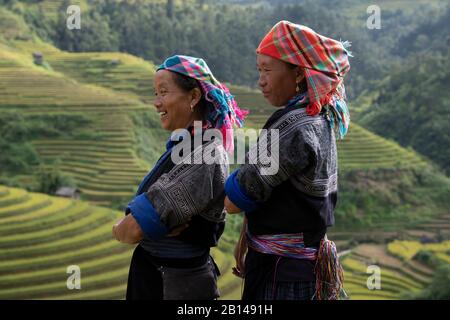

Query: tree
[[167, 0, 174, 19], [416, 264, 450, 299]]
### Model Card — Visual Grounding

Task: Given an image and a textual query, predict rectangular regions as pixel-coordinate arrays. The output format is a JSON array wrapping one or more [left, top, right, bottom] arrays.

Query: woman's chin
[[265, 97, 282, 107], [160, 119, 171, 131]]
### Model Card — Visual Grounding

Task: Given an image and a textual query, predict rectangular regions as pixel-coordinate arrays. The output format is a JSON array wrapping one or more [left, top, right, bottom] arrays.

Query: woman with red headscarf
[[224, 21, 352, 300]]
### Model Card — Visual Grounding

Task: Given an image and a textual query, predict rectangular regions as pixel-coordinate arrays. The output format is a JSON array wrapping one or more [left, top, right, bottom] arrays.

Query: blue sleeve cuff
[[224, 170, 260, 213], [128, 193, 168, 240]]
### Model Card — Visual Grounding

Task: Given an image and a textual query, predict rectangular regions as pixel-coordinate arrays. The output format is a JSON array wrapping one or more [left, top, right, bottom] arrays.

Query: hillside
[[0, 18, 187, 210], [1, 182, 447, 300], [4, 0, 449, 174], [347, 3, 450, 175], [0, 33, 163, 206], [358, 51, 450, 175], [0, 184, 242, 299], [0, 4, 449, 300], [0, 184, 131, 299]]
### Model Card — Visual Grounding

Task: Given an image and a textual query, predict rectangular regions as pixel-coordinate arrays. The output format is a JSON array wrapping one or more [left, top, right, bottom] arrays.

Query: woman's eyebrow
[[156, 82, 168, 89]]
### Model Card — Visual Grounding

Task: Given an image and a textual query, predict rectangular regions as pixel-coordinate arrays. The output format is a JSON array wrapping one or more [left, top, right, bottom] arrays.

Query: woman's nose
[[258, 76, 267, 89], [154, 97, 162, 108]]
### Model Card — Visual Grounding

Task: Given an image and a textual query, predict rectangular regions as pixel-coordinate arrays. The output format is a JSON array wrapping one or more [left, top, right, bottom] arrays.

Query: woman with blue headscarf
[[112, 55, 247, 300]]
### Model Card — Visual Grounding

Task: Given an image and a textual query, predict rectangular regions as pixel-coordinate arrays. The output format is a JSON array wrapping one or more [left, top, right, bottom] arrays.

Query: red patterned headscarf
[[257, 20, 352, 138]]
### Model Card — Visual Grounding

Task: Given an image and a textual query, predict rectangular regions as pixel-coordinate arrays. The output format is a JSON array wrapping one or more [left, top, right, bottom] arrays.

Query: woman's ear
[[295, 67, 305, 83], [190, 87, 202, 108]]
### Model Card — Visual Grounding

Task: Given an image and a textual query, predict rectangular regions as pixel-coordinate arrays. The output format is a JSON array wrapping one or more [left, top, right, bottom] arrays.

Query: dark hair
[[171, 71, 199, 91], [285, 61, 307, 93], [170, 71, 207, 118], [286, 61, 298, 69]]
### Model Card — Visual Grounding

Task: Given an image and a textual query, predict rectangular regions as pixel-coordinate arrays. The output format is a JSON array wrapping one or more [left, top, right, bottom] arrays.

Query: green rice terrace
[[340, 239, 450, 300], [0, 10, 449, 300], [0, 185, 242, 299]]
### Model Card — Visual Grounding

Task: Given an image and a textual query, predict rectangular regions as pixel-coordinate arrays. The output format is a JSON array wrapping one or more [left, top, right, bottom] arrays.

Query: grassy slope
[[0, 184, 242, 299], [0, 35, 164, 206], [0, 8, 243, 298]]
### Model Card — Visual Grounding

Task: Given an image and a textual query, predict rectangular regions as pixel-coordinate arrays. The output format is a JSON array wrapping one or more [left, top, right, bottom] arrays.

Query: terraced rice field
[[388, 240, 450, 263], [0, 26, 440, 300], [341, 238, 450, 300], [0, 180, 446, 300], [333, 214, 450, 300], [0, 185, 241, 299], [0, 40, 157, 205], [31, 113, 148, 205], [229, 84, 426, 171], [5, 38, 427, 180], [0, 37, 246, 299], [0, 185, 130, 299]]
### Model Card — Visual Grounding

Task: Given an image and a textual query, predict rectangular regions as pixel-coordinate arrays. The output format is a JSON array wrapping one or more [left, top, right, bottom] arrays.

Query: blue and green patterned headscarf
[[157, 55, 248, 151]]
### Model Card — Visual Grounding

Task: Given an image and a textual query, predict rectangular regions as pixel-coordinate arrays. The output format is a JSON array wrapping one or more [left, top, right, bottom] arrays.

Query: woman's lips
[[158, 111, 168, 118]]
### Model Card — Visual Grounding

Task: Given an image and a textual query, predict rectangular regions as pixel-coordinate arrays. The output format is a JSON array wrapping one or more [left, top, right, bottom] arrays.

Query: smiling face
[[153, 70, 202, 131], [257, 54, 305, 107]]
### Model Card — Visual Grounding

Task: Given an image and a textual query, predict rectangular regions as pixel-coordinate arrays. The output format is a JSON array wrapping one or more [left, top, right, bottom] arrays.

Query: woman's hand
[[112, 214, 144, 244], [224, 196, 242, 214], [232, 217, 248, 278]]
